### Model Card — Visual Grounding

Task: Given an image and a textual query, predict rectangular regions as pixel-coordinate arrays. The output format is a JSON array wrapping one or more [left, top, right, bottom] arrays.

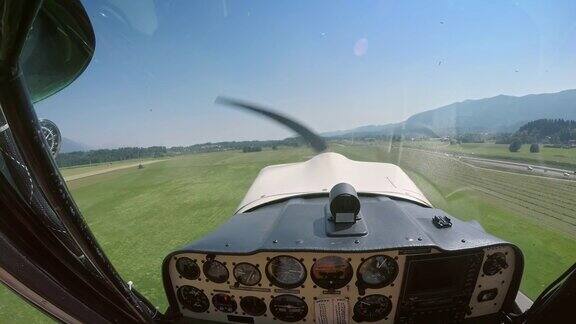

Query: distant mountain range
[[324, 89, 576, 137], [60, 137, 90, 153], [61, 89, 576, 151]]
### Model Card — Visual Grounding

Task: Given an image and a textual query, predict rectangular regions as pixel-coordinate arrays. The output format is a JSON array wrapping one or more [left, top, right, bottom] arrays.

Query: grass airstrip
[[2, 143, 575, 323]]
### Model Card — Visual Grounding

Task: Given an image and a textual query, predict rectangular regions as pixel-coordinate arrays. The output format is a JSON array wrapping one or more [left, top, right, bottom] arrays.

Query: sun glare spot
[[353, 38, 368, 57]]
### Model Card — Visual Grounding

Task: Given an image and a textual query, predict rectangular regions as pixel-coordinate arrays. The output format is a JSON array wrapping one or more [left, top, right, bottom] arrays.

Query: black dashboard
[[162, 196, 523, 323]]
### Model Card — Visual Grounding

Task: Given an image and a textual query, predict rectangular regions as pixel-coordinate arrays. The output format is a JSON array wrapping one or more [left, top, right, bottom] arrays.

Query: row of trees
[[56, 146, 168, 167], [500, 119, 575, 144], [454, 133, 486, 143], [515, 119, 576, 144], [501, 119, 576, 152], [508, 141, 540, 153], [242, 146, 262, 153], [56, 138, 308, 167]]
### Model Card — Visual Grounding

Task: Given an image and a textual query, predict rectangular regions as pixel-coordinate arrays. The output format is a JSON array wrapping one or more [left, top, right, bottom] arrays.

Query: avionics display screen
[[405, 255, 470, 295]]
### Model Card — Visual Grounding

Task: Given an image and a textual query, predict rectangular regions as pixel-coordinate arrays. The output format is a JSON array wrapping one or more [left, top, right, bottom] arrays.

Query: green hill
[[513, 119, 576, 144]]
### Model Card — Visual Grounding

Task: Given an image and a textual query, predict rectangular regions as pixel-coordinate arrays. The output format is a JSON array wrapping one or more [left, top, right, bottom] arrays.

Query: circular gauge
[[177, 285, 209, 313], [203, 260, 229, 283], [234, 263, 262, 286], [483, 252, 508, 276], [176, 257, 200, 280], [266, 256, 306, 289], [269, 294, 308, 322], [212, 293, 237, 313], [311, 256, 353, 290], [39, 119, 62, 157], [357, 255, 398, 288], [353, 294, 392, 322], [240, 296, 267, 316]]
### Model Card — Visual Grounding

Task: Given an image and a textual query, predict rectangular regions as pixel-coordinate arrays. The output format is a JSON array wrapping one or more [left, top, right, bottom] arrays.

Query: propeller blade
[[215, 96, 327, 153]]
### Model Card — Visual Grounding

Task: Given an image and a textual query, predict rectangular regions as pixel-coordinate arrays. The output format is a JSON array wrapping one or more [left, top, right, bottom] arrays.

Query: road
[[63, 160, 166, 181], [459, 155, 575, 180], [402, 147, 576, 181]]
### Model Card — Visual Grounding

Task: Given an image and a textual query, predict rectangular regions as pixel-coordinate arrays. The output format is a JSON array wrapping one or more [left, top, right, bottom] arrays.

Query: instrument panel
[[165, 245, 517, 323]]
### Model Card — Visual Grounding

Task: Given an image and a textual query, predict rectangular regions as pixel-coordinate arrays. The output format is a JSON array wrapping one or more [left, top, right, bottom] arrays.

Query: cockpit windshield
[[1, 1, 575, 322]]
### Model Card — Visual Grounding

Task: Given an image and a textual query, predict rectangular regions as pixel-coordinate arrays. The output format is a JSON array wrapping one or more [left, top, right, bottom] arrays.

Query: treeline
[[242, 146, 263, 153], [56, 138, 307, 167], [515, 119, 576, 144], [327, 133, 414, 142], [56, 146, 168, 167], [169, 138, 304, 154], [453, 133, 486, 143], [495, 119, 576, 145]]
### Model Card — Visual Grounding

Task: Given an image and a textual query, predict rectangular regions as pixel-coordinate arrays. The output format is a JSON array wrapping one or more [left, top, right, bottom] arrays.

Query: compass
[[39, 119, 61, 157]]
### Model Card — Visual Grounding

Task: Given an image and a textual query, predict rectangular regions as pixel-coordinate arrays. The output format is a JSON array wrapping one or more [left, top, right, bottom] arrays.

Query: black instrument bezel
[[311, 255, 353, 290], [265, 255, 307, 289], [212, 293, 238, 313], [202, 260, 229, 283], [483, 252, 507, 276], [175, 257, 200, 280], [353, 294, 392, 322], [356, 255, 399, 289], [240, 296, 267, 317], [177, 285, 210, 313], [269, 294, 308, 322], [233, 262, 262, 286]]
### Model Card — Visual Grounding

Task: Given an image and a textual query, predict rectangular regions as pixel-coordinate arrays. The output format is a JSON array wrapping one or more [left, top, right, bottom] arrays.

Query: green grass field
[[1, 144, 575, 323]]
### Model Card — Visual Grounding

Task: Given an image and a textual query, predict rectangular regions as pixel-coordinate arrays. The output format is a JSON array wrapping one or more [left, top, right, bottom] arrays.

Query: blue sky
[[35, 0, 576, 148]]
